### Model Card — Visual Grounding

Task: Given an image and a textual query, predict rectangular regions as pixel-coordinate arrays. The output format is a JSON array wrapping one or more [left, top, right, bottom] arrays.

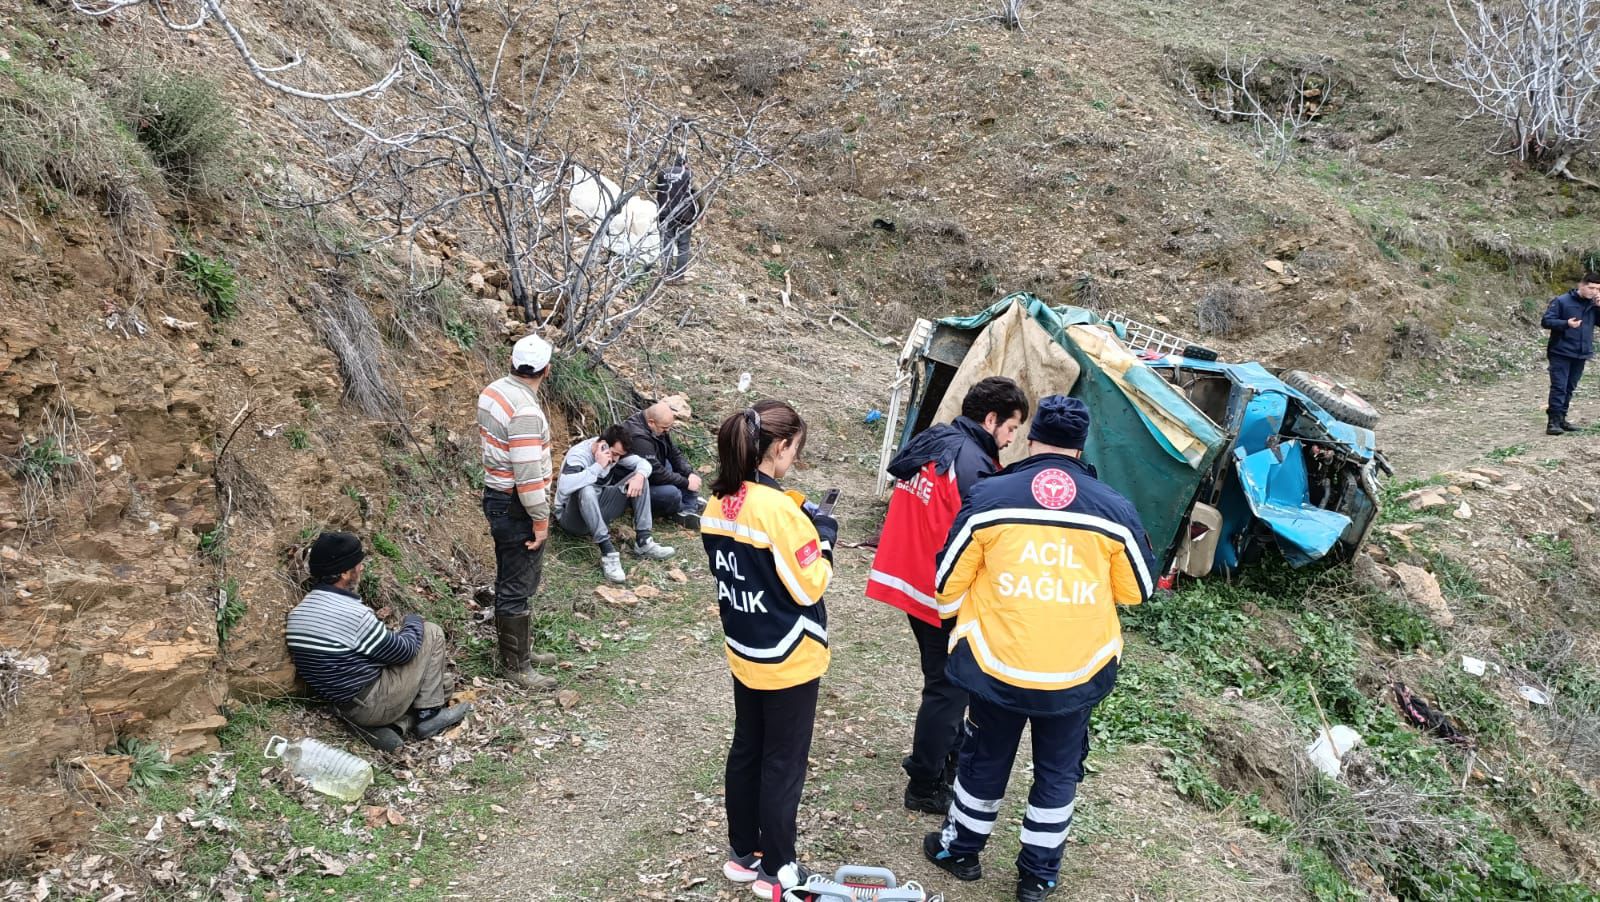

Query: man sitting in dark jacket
[[622, 394, 705, 528], [286, 532, 471, 749], [1540, 272, 1600, 435]]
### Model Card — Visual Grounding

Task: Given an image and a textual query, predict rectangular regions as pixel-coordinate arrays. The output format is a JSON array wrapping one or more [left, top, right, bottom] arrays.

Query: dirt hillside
[[2, 0, 1598, 896]]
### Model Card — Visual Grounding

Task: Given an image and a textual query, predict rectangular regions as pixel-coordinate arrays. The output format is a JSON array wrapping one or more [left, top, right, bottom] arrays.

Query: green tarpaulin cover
[[937, 294, 1228, 563]]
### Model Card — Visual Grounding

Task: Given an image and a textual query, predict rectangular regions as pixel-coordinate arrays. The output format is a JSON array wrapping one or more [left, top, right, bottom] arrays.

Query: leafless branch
[[69, 0, 402, 100], [70, 0, 779, 359], [1399, 0, 1600, 164], [1182, 52, 1337, 173]]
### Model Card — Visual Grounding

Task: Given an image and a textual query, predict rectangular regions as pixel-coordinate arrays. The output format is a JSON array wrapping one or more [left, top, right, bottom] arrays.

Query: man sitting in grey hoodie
[[555, 424, 676, 583]]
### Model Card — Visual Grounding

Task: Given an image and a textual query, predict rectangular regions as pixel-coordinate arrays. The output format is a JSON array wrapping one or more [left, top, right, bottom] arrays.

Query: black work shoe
[[673, 509, 701, 530], [904, 779, 952, 814], [1548, 418, 1566, 436], [412, 702, 472, 741], [1561, 418, 1580, 432], [336, 714, 403, 753], [923, 831, 982, 881], [1016, 874, 1058, 902]]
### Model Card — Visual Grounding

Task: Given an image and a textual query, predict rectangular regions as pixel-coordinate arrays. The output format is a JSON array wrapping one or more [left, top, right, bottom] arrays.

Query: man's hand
[[526, 521, 549, 551], [1570, 317, 1584, 329], [626, 471, 647, 498], [687, 473, 703, 493], [595, 443, 617, 468]]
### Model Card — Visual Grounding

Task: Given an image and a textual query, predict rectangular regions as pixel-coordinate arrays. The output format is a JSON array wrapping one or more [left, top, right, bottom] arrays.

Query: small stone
[[666, 568, 689, 583], [1453, 501, 1473, 520]]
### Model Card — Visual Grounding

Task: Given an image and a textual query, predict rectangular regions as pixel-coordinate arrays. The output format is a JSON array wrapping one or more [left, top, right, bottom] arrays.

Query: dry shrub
[[714, 39, 808, 96], [115, 72, 235, 192], [1289, 753, 1486, 889], [1389, 319, 1443, 361], [0, 65, 159, 209], [1195, 284, 1266, 337], [314, 273, 400, 418]]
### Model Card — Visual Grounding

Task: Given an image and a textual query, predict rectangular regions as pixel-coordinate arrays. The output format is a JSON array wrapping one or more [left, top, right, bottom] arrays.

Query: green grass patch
[[545, 350, 634, 428], [7, 436, 75, 487], [1486, 442, 1529, 461], [99, 701, 507, 900], [110, 736, 179, 790], [178, 249, 241, 320], [215, 577, 245, 647]]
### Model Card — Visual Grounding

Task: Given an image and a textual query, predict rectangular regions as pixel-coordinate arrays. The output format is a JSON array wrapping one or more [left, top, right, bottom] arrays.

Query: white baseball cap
[[511, 334, 552, 373]]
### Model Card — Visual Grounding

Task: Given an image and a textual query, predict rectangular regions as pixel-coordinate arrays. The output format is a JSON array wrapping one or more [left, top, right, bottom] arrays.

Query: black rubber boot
[[923, 831, 982, 881], [1561, 417, 1579, 432], [333, 710, 404, 753], [495, 614, 556, 690], [413, 702, 473, 741], [1548, 414, 1566, 436]]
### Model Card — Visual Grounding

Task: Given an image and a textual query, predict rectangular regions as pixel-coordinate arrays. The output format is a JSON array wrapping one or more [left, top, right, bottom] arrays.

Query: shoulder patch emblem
[[796, 539, 821, 568], [1031, 468, 1078, 510]]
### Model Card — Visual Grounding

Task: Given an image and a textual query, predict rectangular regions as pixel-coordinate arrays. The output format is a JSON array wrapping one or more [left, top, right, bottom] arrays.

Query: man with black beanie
[[286, 531, 471, 747], [922, 396, 1155, 902]]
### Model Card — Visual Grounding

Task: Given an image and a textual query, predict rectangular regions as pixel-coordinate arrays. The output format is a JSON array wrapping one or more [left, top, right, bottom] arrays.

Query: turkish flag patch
[[796, 539, 821, 568]]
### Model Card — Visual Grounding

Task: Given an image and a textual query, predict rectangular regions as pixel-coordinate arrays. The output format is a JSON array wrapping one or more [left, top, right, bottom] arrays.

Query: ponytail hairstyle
[[712, 399, 807, 498]]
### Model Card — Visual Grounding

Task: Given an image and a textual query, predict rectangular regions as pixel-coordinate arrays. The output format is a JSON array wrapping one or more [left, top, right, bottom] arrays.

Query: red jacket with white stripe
[[867, 417, 1000, 625]]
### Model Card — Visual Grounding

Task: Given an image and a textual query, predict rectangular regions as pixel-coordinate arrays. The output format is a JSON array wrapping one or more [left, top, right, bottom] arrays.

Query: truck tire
[[1282, 370, 1380, 430], [1180, 344, 1219, 361]]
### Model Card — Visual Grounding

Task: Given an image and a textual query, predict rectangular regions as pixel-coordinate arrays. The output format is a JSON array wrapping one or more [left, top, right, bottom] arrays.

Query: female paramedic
[[702, 400, 838, 898]]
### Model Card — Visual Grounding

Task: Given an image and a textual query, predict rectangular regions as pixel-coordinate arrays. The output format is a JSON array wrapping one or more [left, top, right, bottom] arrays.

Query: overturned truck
[[878, 294, 1389, 582]]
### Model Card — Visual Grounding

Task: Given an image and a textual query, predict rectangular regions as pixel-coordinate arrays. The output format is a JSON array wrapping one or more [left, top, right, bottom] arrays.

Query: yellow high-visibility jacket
[[936, 453, 1155, 715], [702, 473, 834, 690]]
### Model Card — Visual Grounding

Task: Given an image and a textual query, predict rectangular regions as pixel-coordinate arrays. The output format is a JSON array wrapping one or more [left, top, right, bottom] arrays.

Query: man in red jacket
[[867, 376, 1030, 813]]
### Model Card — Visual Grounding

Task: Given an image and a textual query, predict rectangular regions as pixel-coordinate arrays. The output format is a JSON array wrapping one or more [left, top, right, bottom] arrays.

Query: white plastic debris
[[1516, 685, 1551, 706], [1305, 725, 1361, 778], [1461, 655, 1487, 677], [737, 372, 752, 393]]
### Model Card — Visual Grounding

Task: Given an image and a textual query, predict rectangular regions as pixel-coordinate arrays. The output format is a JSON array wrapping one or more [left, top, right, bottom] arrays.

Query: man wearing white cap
[[477, 334, 560, 691]]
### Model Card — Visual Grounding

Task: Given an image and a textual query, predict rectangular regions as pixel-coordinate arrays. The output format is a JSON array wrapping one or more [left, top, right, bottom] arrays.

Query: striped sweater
[[477, 375, 553, 524], [285, 586, 424, 703]]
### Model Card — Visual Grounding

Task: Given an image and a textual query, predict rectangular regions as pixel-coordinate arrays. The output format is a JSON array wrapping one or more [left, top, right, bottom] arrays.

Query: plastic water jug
[[264, 735, 374, 802]]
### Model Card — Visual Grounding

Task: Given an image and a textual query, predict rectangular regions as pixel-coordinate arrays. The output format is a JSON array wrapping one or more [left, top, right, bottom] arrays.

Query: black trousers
[[482, 490, 545, 617], [903, 614, 966, 785], [726, 676, 819, 871], [1548, 354, 1588, 417]]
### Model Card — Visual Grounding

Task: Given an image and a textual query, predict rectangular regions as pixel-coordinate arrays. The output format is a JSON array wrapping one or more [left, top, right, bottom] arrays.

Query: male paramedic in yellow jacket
[[921, 394, 1155, 902]]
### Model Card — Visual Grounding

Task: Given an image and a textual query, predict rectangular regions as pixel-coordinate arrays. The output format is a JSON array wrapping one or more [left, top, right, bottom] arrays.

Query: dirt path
[[1378, 363, 1580, 478], [445, 303, 1304, 901]]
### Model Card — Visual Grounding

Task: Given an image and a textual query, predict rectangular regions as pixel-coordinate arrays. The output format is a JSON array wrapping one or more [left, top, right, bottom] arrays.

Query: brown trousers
[[343, 622, 450, 727]]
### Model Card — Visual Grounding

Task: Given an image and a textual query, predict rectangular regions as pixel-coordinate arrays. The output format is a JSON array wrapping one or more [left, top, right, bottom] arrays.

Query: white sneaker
[[751, 862, 810, 898], [632, 538, 676, 560], [601, 552, 627, 584]]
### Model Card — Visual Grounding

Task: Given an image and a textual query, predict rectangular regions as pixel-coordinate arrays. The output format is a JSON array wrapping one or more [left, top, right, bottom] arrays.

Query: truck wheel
[[1282, 370, 1380, 429], [1180, 344, 1219, 361]]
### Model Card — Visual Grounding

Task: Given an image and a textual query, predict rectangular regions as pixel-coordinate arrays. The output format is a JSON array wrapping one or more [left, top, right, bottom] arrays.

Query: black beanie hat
[[1029, 395, 1091, 450], [309, 531, 365, 580]]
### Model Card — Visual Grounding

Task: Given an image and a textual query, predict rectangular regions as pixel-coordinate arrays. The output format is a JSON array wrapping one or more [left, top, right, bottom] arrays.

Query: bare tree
[[1182, 53, 1337, 173], [70, 0, 781, 357], [998, 0, 1025, 31], [1400, 0, 1600, 175]]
